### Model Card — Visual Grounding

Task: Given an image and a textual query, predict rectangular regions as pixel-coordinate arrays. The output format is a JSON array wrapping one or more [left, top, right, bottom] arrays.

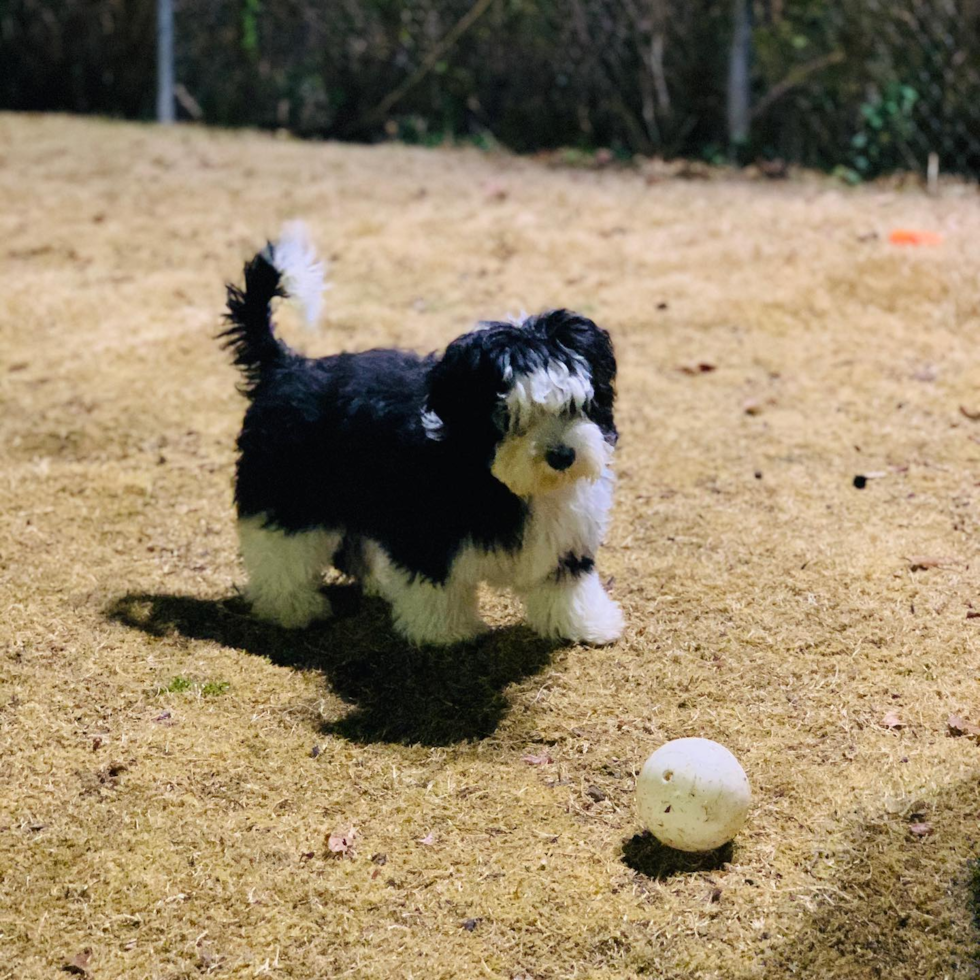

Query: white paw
[[249, 589, 332, 629], [524, 571, 624, 646], [566, 591, 624, 645]]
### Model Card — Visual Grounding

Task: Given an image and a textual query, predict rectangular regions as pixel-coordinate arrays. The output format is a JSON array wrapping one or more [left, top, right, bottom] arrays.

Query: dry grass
[[2, 113, 980, 979]]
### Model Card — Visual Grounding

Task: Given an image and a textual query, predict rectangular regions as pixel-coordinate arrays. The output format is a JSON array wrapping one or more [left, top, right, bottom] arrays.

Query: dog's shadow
[[107, 586, 560, 746]]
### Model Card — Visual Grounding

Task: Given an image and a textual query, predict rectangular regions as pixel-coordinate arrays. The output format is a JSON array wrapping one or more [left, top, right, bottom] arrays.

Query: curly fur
[[221, 223, 623, 647]]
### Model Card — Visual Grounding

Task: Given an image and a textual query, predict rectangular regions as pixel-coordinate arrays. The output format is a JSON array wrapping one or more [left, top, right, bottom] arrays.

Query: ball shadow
[[106, 587, 560, 746], [621, 830, 735, 880]]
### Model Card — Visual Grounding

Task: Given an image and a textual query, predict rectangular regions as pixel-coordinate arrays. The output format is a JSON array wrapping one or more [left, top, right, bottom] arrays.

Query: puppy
[[221, 224, 623, 647]]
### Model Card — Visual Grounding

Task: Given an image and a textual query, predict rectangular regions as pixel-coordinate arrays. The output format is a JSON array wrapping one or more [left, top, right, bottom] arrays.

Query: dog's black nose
[[545, 445, 576, 471]]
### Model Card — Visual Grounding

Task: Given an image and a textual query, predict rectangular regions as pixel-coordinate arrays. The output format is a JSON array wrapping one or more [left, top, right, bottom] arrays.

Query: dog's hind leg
[[391, 577, 486, 646], [238, 515, 341, 629], [361, 541, 486, 646]]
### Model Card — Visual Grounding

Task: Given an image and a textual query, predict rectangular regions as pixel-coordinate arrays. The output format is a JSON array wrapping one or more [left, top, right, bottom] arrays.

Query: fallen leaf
[[98, 762, 128, 784], [906, 555, 960, 571], [62, 950, 91, 976], [417, 832, 437, 846], [483, 180, 508, 202], [960, 406, 980, 421], [908, 821, 933, 837], [678, 361, 716, 375], [947, 715, 980, 740], [327, 826, 356, 858], [371, 852, 387, 866], [153, 711, 172, 723], [196, 945, 220, 970], [522, 751, 553, 765], [461, 917, 481, 931], [881, 711, 904, 730], [586, 785, 607, 803]]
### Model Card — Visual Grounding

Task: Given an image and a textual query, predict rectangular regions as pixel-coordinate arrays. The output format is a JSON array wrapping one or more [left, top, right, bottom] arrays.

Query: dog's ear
[[539, 310, 617, 438], [424, 333, 507, 443]]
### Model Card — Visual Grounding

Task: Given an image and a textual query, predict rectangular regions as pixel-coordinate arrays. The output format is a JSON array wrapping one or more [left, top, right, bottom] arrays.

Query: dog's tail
[[220, 221, 327, 393]]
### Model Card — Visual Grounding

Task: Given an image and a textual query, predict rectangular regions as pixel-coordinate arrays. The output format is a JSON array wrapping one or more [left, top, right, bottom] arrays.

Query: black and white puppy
[[221, 224, 623, 647]]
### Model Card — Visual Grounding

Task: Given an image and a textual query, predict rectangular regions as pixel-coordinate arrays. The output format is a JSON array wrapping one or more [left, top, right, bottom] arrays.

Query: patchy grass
[[200, 680, 230, 697], [158, 675, 194, 695], [2, 113, 980, 979], [156, 675, 228, 697]]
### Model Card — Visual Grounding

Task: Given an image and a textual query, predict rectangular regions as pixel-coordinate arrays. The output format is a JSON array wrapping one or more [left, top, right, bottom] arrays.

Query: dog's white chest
[[473, 466, 615, 589]]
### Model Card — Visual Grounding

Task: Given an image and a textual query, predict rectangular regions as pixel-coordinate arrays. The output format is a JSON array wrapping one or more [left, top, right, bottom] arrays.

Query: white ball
[[636, 738, 751, 852]]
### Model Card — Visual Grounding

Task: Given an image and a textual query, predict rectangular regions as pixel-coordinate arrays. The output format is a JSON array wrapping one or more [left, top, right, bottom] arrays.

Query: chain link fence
[[3, 0, 980, 180], [751, 0, 980, 179]]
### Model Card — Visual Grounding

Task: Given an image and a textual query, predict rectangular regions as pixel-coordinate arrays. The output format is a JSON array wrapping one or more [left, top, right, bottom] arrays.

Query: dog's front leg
[[389, 574, 486, 647], [521, 558, 623, 645]]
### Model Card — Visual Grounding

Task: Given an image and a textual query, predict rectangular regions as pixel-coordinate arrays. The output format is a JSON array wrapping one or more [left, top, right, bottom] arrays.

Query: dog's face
[[424, 310, 617, 497]]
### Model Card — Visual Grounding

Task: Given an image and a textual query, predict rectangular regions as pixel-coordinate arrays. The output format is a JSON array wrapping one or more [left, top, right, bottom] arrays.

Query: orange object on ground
[[889, 228, 943, 246]]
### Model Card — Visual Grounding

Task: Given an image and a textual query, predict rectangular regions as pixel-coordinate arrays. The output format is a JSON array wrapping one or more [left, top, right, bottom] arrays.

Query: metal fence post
[[727, 0, 752, 154], [157, 0, 175, 123]]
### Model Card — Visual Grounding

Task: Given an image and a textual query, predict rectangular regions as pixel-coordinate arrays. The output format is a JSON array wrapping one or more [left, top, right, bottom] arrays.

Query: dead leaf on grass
[[742, 398, 776, 415], [98, 762, 128, 784], [327, 826, 356, 858], [947, 715, 980, 740], [678, 362, 716, 375], [881, 711, 904, 730], [522, 750, 553, 765], [61, 950, 91, 976], [908, 821, 933, 837], [417, 832, 437, 846], [905, 555, 961, 571], [483, 180, 508, 202]]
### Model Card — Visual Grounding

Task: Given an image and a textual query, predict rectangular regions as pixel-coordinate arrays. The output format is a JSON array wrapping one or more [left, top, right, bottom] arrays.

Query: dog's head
[[423, 310, 616, 497]]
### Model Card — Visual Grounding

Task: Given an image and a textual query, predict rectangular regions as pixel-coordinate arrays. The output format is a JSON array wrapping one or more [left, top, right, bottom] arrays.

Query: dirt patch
[[1, 113, 980, 978]]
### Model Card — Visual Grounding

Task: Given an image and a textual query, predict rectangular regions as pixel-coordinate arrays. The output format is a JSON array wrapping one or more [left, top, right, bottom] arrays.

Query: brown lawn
[[1, 113, 980, 979]]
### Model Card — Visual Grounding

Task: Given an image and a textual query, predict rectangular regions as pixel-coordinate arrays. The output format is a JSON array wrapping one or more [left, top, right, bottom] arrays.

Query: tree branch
[[348, 0, 498, 135], [751, 50, 845, 121]]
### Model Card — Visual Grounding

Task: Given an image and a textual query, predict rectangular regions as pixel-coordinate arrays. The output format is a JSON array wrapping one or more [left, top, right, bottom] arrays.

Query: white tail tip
[[268, 220, 328, 330]]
